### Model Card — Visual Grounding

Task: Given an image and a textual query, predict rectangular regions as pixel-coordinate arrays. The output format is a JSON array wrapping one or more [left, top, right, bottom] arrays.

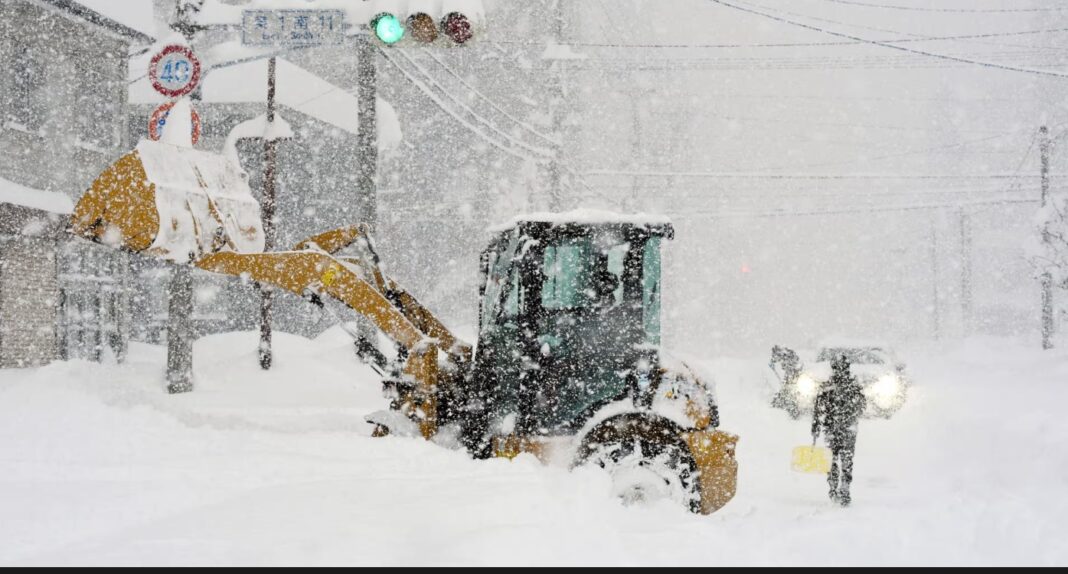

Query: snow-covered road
[[1, 331, 1065, 566]]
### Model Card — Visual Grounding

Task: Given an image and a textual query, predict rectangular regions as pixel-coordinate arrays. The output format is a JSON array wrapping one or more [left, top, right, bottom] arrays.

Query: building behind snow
[[0, 0, 153, 367]]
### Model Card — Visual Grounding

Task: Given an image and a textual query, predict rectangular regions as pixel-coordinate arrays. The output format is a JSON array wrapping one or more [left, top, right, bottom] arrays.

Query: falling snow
[[1, 0, 1067, 567]]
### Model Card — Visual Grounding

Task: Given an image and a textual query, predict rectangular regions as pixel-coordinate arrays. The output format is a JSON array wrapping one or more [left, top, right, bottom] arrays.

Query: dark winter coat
[[811, 368, 866, 444]]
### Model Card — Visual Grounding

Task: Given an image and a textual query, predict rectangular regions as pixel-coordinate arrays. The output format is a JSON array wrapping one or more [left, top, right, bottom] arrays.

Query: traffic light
[[441, 12, 473, 45], [407, 12, 438, 44], [371, 12, 405, 45], [367, 1, 483, 47]]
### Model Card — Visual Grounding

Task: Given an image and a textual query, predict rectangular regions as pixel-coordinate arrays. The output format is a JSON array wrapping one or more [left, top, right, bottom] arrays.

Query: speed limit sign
[[148, 100, 201, 145], [149, 45, 201, 98]]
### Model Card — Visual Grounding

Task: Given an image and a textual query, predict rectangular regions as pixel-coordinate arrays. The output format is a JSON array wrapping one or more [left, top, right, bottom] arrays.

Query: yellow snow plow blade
[[791, 445, 831, 474], [71, 139, 265, 262]]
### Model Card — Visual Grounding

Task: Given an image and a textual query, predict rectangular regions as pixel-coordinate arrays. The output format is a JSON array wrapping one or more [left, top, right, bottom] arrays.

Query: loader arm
[[295, 226, 469, 358], [195, 251, 426, 351], [194, 249, 456, 439]]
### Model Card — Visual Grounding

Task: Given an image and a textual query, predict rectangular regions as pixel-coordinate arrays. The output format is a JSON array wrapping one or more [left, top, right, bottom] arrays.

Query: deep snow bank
[[0, 331, 1065, 566]]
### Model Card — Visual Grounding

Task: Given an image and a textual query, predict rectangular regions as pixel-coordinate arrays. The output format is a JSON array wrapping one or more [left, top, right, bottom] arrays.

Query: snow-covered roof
[[0, 175, 74, 215], [130, 57, 402, 149], [42, 0, 155, 43], [490, 209, 674, 233]]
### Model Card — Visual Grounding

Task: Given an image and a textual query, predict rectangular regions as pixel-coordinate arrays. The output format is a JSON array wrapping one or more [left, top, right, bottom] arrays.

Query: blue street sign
[[242, 10, 345, 47]]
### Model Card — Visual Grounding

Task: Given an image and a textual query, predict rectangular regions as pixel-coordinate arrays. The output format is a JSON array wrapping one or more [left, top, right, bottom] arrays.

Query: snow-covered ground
[[1, 330, 1066, 566]]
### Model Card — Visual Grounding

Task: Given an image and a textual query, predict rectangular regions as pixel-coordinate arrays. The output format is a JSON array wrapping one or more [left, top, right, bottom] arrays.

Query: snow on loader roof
[[489, 209, 674, 233]]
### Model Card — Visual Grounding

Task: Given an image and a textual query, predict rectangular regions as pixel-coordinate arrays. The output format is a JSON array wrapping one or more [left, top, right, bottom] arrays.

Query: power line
[[584, 171, 1057, 180], [391, 48, 554, 158], [491, 26, 1068, 50], [378, 48, 548, 164], [670, 196, 1041, 219], [413, 48, 560, 146], [381, 48, 614, 207], [817, 0, 1067, 13], [127, 44, 319, 85], [706, 0, 1068, 78], [749, 132, 1026, 172]]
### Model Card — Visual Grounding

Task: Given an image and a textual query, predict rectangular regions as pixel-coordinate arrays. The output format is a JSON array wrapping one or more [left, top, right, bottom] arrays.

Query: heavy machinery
[[71, 139, 738, 514]]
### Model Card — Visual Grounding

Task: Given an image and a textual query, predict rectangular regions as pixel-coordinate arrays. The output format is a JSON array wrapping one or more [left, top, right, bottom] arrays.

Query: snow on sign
[[242, 10, 345, 47], [149, 45, 201, 98], [148, 101, 201, 146]]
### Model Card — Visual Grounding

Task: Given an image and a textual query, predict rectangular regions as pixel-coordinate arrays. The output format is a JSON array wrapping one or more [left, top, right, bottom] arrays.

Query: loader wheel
[[574, 415, 702, 513]]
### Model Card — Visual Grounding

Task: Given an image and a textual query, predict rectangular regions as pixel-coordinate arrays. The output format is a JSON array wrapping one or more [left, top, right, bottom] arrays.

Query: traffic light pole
[[356, 32, 378, 231], [354, 31, 380, 350]]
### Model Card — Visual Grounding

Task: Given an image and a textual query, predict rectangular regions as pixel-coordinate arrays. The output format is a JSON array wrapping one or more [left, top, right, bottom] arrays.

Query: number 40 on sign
[[149, 45, 201, 98]]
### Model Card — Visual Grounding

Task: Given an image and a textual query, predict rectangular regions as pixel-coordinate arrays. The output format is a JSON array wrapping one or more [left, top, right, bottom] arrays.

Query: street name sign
[[242, 10, 346, 47]]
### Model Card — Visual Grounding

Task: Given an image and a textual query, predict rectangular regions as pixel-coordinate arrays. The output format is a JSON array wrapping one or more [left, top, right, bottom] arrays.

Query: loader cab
[[474, 215, 674, 436]]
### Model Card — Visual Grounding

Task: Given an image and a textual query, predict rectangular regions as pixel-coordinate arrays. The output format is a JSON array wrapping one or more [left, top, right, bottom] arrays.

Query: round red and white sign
[[149, 45, 202, 98], [148, 100, 201, 145]]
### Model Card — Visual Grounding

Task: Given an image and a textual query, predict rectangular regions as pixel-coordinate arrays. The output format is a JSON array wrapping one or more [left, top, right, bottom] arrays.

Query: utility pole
[[547, 0, 566, 211], [166, 0, 204, 393], [356, 32, 378, 231], [258, 56, 278, 370], [959, 209, 973, 337], [166, 262, 194, 393], [1041, 125, 1054, 350], [628, 95, 642, 212], [930, 215, 942, 341]]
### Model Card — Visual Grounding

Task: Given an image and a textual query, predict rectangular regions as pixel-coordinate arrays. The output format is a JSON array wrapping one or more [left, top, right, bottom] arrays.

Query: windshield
[[541, 235, 628, 311], [817, 347, 886, 365], [479, 231, 522, 333]]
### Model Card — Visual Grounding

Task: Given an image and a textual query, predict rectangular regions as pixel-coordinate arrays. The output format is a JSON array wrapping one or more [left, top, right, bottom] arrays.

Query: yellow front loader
[[71, 139, 739, 514]]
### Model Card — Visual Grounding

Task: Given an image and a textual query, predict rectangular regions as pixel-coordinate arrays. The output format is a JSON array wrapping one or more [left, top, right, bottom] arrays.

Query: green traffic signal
[[372, 13, 405, 45]]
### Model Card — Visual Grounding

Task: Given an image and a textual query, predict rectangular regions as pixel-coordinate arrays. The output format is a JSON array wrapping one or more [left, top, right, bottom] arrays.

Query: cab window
[[542, 237, 628, 311]]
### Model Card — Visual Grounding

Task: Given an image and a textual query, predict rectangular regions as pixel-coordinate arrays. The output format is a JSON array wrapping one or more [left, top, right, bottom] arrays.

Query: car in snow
[[768, 342, 910, 420]]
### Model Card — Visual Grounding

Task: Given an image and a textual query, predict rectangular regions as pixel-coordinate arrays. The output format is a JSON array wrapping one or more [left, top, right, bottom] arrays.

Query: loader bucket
[[71, 139, 265, 262], [686, 430, 739, 514]]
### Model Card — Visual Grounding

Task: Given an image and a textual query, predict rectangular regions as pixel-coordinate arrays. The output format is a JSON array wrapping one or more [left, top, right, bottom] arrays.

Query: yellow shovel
[[792, 440, 831, 474]]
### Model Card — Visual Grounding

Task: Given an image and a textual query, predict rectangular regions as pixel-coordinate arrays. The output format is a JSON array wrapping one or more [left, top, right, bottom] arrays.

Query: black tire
[[573, 414, 702, 513]]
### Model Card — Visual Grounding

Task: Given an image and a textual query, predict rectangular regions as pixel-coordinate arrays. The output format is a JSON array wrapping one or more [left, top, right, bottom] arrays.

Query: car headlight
[[870, 374, 902, 409], [796, 373, 818, 398]]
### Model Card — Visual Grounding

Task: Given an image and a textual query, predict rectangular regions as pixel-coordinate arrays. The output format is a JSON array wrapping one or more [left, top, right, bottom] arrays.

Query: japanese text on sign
[[242, 10, 345, 47]]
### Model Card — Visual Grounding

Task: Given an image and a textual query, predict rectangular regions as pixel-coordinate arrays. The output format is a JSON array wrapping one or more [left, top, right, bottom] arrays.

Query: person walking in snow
[[811, 354, 867, 506]]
